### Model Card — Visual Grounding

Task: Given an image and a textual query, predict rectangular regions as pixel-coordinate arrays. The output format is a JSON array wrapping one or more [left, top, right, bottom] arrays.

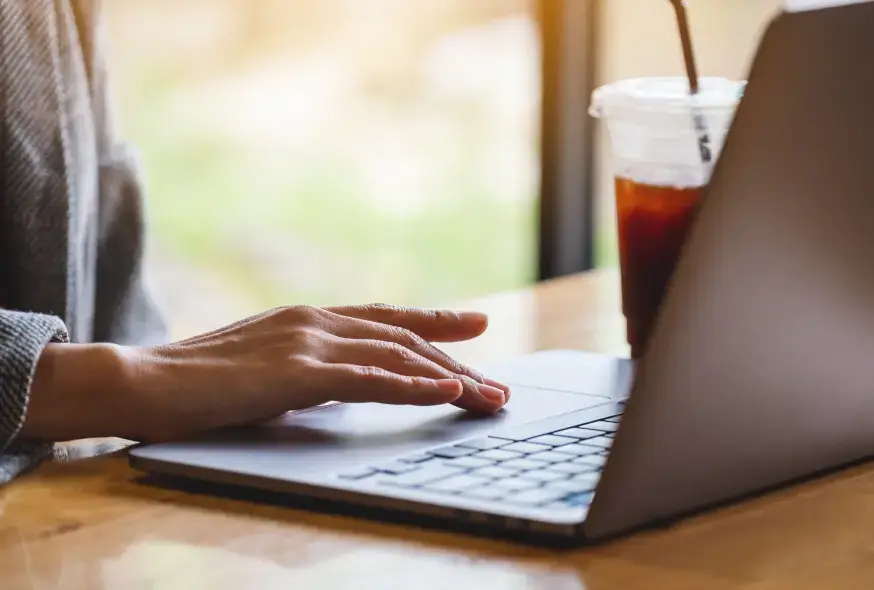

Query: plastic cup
[[590, 77, 744, 358]]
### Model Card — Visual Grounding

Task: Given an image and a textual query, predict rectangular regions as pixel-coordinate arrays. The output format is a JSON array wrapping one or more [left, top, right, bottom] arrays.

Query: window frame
[[536, 0, 600, 280]]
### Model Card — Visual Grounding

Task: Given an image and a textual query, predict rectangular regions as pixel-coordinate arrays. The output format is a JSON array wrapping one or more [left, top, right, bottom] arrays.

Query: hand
[[81, 304, 509, 442]]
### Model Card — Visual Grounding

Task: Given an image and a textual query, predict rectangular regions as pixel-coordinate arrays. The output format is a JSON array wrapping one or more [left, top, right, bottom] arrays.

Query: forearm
[[19, 344, 136, 442]]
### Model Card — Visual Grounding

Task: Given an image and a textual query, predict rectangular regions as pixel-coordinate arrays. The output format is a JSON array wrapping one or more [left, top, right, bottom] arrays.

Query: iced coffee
[[590, 77, 744, 357]]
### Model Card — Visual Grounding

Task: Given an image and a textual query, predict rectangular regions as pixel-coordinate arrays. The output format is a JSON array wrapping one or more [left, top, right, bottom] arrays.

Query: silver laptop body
[[130, 2, 874, 543]]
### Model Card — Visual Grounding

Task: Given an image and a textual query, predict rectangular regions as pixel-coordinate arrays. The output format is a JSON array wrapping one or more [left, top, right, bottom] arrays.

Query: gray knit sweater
[[0, 0, 167, 483]]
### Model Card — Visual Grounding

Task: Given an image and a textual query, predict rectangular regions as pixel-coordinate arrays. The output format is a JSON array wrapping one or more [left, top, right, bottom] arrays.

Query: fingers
[[176, 304, 510, 414], [312, 362, 464, 406], [326, 304, 488, 343], [326, 316, 509, 409], [325, 337, 506, 413], [325, 305, 511, 404], [328, 314, 490, 383]]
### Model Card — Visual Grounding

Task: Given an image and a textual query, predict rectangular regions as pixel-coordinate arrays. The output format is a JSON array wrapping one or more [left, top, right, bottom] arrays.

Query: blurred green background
[[105, 0, 541, 339]]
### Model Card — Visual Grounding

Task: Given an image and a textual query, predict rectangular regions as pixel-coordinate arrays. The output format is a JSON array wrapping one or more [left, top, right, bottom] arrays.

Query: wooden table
[[4, 270, 874, 589]]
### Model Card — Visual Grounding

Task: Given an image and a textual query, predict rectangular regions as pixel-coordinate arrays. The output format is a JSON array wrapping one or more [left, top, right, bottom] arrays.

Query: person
[[0, 1, 509, 484]]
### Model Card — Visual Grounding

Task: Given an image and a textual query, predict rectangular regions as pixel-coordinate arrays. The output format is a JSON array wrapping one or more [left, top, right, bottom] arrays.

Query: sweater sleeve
[[0, 310, 68, 483]]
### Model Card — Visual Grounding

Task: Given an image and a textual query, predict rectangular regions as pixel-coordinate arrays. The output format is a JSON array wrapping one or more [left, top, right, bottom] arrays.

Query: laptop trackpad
[[273, 384, 601, 443], [481, 349, 633, 399], [131, 386, 610, 482]]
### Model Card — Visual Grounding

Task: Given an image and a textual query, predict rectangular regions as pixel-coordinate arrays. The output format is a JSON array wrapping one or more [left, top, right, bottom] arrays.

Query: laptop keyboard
[[336, 411, 622, 512]]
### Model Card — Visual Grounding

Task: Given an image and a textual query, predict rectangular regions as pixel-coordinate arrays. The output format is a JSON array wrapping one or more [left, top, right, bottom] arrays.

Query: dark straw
[[669, 0, 712, 164]]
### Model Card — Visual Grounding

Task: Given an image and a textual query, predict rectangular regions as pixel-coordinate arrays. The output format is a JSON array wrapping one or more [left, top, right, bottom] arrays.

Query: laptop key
[[464, 486, 508, 501], [501, 442, 553, 454], [425, 474, 491, 493], [431, 446, 476, 459], [399, 453, 434, 464], [604, 416, 622, 423], [573, 455, 607, 468], [554, 443, 602, 456], [475, 449, 524, 462], [445, 456, 494, 469], [563, 491, 595, 507], [520, 469, 567, 483], [588, 421, 619, 432], [505, 487, 570, 506], [409, 458, 452, 469], [554, 427, 602, 440], [526, 435, 578, 447], [528, 450, 575, 463], [546, 462, 597, 475], [376, 462, 420, 475], [456, 437, 507, 451], [381, 465, 463, 487], [492, 477, 541, 492], [548, 477, 599, 493], [586, 436, 613, 449], [489, 407, 621, 442], [473, 466, 520, 479], [571, 471, 601, 482], [502, 458, 548, 471]]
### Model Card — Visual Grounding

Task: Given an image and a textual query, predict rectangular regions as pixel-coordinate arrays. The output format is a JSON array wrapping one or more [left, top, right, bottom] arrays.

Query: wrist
[[21, 343, 141, 442]]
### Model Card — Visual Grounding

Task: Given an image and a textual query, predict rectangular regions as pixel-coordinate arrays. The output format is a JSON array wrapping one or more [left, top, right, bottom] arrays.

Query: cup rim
[[590, 76, 746, 120]]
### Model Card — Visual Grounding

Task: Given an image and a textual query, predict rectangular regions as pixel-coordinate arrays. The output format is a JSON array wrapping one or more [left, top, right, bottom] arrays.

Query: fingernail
[[483, 377, 510, 393], [435, 379, 463, 394], [458, 311, 488, 326], [476, 383, 506, 404]]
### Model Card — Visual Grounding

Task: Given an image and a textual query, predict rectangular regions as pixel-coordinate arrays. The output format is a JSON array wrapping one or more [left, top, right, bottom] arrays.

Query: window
[[106, 0, 540, 339]]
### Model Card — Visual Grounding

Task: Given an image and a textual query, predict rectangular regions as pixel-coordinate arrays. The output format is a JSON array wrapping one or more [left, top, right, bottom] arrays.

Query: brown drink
[[590, 77, 743, 357], [615, 177, 700, 356]]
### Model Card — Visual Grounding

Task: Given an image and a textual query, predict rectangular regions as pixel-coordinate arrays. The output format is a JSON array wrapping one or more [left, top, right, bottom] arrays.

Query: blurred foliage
[[105, 0, 541, 336]]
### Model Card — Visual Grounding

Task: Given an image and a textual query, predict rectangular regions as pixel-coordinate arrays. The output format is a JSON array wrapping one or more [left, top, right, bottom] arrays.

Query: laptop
[[130, 1, 874, 543]]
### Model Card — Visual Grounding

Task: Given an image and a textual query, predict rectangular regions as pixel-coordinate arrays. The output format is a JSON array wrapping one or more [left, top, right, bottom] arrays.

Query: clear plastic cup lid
[[589, 76, 746, 121]]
